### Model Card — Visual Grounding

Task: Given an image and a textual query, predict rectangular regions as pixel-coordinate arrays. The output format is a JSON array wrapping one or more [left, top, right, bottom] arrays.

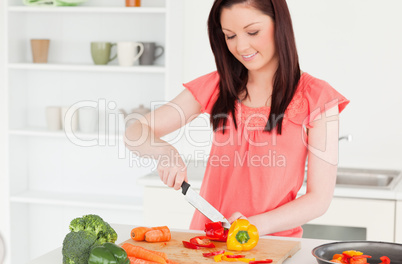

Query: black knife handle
[[181, 181, 191, 195]]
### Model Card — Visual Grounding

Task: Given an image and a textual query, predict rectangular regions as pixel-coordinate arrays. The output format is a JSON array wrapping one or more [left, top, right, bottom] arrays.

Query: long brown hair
[[208, 0, 300, 134]]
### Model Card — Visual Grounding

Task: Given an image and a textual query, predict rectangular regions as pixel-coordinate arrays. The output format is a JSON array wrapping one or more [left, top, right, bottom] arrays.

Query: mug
[[139, 42, 164, 65], [61, 106, 79, 133], [31, 39, 50, 63], [117, 42, 144, 67], [78, 107, 98, 133], [46, 106, 61, 131], [90, 42, 117, 65]]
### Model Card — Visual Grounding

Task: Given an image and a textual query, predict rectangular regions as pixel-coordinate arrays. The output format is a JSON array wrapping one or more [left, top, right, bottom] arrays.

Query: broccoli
[[63, 214, 118, 264], [69, 214, 117, 243], [62, 230, 99, 264]]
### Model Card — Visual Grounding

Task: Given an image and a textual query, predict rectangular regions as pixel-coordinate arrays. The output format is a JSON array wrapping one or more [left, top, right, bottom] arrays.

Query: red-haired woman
[[125, 0, 349, 237]]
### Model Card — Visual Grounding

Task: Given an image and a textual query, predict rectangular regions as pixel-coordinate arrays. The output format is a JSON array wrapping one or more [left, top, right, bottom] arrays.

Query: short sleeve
[[183, 71, 220, 114], [287, 73, 350, 128]]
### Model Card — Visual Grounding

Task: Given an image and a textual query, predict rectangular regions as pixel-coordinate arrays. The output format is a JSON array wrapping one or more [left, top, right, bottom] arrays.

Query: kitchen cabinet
[[396, 201, 402, 243], [2, 0, 184, 263], [308, 197, 395, 242], [144, 186, 198, 229]]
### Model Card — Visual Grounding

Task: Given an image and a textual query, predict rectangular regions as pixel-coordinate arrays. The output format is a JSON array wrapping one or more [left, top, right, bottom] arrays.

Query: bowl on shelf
[[312, 241, 402, 264]]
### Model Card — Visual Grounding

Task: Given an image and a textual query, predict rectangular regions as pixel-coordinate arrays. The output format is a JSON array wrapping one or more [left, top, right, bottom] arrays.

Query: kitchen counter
[[29, 223, 333, 264]]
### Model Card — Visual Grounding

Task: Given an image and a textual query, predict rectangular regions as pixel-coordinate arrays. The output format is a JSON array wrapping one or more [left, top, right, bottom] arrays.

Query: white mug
[[78, 107, 98, 133], [46, 106, 61, 131], [61, 106, 79, 133], [117, 41, 144, 67]]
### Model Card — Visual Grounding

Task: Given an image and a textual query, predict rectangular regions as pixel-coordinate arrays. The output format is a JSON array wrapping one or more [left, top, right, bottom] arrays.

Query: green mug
[[90, 42, 117, 65]]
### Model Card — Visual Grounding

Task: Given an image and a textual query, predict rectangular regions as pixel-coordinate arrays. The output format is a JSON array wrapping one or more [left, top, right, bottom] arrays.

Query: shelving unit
[[8, 6, 167, 13], [3, 0, 184, 263], [8, 63, 166, 73]]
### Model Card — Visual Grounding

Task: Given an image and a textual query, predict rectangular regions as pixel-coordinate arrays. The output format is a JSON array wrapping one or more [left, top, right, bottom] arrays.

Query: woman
[[125, 0, 349, 237]]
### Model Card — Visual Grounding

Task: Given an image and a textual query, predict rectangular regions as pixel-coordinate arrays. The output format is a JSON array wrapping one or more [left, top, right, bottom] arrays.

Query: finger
[[160, 169, 169, 185], [166, 170, 177, 188], [174, 167, 187, 190], [228, 212, 246, 223]]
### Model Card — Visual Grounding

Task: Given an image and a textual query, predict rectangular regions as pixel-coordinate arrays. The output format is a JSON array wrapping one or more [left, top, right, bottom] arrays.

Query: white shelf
[[8, 63, 166, 73], [8, 6, 166, 14], [10, 190, 143, 211], [9, 127, 123, 140]]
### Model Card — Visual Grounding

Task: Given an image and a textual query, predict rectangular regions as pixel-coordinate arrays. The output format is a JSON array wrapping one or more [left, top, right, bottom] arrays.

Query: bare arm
[[230, 106, 340, 235], [125, 89, 202, 190]]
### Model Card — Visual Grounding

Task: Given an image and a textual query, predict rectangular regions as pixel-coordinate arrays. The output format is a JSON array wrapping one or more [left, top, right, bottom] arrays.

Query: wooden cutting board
[[120, 231, 301, 264]]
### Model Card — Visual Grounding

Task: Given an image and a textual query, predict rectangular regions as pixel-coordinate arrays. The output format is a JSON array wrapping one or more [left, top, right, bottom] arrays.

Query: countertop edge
[[29, 224, 334, 264]]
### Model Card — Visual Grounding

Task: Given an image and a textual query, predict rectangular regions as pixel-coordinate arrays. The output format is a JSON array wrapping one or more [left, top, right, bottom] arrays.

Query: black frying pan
[[312, 241, 402, 264]]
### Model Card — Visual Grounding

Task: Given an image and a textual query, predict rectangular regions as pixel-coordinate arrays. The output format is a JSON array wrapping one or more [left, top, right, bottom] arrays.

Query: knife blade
[[181, 181, 231, 229]]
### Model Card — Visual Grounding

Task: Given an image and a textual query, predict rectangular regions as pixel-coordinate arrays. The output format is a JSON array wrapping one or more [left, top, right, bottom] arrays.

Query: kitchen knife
[[181, 181, 231, 229]]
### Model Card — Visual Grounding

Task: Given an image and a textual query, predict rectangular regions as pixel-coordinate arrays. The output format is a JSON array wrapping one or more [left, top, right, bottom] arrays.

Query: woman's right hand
[[157, 148, 188, 190]]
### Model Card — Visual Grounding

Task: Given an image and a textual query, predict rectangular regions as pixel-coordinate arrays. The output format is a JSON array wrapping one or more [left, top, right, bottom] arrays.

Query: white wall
[[183, 0, 402, 171], [0, 0, 10, 261]]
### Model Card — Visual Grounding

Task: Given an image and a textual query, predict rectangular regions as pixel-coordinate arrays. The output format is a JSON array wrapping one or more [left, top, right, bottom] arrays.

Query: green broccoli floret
[[62, 230, 99, 264], [69, 217, 86, 232], [69, 214, 117, 243], [63, 214, 118, 263]]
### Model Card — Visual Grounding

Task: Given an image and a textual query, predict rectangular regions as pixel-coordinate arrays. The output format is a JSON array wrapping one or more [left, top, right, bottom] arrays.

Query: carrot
[[150, 226, 170, 231], [131, 227, 152, 241], [128, 256, 160, 264], [145, 249, 168, 261], [122, 243, 167, 264], [145, 226, 171, 242], [166, 259, 179, 264]]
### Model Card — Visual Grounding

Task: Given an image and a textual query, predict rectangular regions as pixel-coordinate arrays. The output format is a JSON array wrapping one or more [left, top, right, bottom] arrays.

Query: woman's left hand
[[228, 212, 248, 224]]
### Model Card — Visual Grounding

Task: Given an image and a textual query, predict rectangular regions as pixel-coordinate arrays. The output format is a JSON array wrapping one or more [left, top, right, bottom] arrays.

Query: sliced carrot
[[150, 226, 170, 231], [131, 227, 152, 241], [145, 226, 171, 242], [166, 259, 179, 264], [122, 243, 167, 264], [128, 256, 160, 264], [146, 249, 168, 261]]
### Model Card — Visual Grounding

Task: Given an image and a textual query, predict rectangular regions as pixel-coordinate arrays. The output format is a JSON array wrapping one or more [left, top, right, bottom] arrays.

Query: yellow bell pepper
[[221, 255, 255, 262], [214, 254, 224, 262], [227, 219, 259, 251], [214, 252, 255, 263], [343, 250, 363, 257]]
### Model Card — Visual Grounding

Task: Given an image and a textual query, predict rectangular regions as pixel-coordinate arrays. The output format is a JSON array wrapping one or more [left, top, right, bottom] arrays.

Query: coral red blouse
[[183, 71, 349, 237]]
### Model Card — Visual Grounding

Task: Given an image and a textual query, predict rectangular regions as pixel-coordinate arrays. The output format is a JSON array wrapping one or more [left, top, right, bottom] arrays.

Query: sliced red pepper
[[342, 253, 353, 263], [342, 253, 353, 258], [225, 254, 246, 258], [202, 250, 225, 257], [205, 222, 229, 242], [189, 236, 216, 248], [182, 240, 200, 249], [380, 256, 391, 264], [249, 260, 273, 264], [352, 255, 372, 260]]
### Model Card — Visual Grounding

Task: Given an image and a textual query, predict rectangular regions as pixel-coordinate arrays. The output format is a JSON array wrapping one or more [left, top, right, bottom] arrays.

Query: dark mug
[[139, 42, 164, 66]]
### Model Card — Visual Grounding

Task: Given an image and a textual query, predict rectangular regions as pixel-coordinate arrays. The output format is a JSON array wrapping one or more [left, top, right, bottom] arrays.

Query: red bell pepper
[[189, 236, 216, 248], [205, 222, 228, 241], [205, 222, 229, 242], [249, 260, 273, 264], [182, 241, 200, 249], [352, 255, 372, 260], [380, 256, 391, 264], [225, 254, 246, 258], [202, 250, 225, 257]]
